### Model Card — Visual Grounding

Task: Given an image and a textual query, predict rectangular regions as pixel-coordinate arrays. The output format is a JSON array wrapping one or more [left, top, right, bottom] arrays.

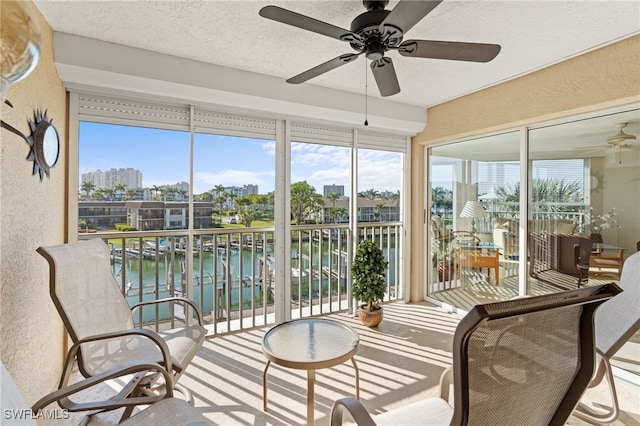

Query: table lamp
[[460, 200, 487, 234]]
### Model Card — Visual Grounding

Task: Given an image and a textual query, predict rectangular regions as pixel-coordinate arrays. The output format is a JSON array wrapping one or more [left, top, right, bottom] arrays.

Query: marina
[[109, 239, 366, 324]]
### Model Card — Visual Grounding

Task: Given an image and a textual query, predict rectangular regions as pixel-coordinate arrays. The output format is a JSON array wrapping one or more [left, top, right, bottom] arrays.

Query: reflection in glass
[[427, 131, 520, 309]]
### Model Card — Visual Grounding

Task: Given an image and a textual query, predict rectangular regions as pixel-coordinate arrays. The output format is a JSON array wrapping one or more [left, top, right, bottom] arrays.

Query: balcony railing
[[79, 222, 402, 336]]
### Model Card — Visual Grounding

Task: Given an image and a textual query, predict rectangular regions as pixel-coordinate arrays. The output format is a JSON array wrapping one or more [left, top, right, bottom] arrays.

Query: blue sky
[[79, 122, 402, 195]]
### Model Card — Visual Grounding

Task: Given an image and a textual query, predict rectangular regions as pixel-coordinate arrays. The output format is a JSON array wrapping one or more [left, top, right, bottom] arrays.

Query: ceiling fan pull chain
[[364, 58, 369, 126]]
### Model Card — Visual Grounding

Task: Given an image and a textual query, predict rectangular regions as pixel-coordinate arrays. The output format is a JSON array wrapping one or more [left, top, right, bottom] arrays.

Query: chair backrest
[[450, 283, 621, 426], [37, 238, 134, 343], [594, 250, 640, 358], [529, 232, 592, 281], [556, 234, 592, 276]]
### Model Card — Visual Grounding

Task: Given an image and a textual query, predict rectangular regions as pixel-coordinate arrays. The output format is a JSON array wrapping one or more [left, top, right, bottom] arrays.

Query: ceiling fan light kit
[[259, 0, 501, 97]]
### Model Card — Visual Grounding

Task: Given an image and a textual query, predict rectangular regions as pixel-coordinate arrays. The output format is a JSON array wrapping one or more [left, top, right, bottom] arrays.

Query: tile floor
[[42, 302, 639, 425]]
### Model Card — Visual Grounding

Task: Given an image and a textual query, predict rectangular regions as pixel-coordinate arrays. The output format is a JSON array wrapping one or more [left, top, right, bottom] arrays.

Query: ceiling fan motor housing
[[350, 8, 403, 60]]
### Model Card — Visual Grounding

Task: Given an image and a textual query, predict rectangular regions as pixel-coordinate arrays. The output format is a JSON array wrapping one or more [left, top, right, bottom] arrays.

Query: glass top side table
[[262, 318, 360, 426]]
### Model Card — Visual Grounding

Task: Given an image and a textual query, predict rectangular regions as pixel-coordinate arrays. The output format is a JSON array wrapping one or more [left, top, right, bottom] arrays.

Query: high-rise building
[[81, 168, 143, 190], [324, 184, 344, 197]]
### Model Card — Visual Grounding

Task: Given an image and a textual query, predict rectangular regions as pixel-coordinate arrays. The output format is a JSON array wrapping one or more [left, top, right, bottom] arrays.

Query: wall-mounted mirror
[[27, 110, 59, 180]]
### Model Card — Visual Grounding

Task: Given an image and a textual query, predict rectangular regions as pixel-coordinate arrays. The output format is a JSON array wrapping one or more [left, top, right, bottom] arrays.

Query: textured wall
[[0, 1, 67, 403], [410, 35, 640, 301]]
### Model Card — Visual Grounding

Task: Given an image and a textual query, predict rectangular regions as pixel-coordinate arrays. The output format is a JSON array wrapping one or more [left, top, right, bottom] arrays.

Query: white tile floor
[[41, 302, 640, 425]]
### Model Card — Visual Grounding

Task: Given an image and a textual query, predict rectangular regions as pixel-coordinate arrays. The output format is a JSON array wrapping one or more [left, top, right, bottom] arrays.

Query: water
[[113, 240, 396, 324]]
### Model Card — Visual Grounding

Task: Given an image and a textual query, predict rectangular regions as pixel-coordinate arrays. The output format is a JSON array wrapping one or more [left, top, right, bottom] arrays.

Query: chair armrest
[[131, 297, 204, 326], [32, 361, 173, 413], [72, 328, 173, 376], [330, 397, 377, 426]]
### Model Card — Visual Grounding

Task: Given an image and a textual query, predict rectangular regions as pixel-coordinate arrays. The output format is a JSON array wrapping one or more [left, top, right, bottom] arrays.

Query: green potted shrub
[[352, 239, 388, 327]]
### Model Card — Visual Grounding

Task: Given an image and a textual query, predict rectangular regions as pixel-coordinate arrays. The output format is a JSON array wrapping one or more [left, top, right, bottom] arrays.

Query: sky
[[79, 122, 402, 195]]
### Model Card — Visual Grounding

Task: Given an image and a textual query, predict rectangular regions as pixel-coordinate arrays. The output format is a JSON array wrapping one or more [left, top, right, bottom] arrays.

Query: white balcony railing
[[79, 222, 402, 336]]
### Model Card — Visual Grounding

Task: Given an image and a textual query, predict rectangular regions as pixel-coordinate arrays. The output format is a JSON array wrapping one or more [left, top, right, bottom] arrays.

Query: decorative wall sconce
[[1, 102, 60, 180], [0, 0, 42, 101]]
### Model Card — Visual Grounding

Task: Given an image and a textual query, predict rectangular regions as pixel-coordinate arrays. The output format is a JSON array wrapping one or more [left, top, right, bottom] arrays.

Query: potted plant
[[352, 239, 389, 327]]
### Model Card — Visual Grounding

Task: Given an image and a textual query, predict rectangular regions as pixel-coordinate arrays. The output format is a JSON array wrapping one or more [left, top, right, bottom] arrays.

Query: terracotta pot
[[358, 305, 383, 327]]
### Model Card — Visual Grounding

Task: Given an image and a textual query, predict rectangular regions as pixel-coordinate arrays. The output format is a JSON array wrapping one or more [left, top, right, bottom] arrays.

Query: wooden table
[[456, 242, 501, 285], [590, 244, 624, 279], [262, 318, 360, 426]]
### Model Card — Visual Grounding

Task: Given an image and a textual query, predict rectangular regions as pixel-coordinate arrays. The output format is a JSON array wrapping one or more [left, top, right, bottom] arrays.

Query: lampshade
[[0, 1, 42, 101], [460, 200, 487, 219]]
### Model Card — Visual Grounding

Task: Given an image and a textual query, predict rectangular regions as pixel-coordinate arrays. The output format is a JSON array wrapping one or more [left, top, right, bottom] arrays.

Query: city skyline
[[79, 122, 402, 196]]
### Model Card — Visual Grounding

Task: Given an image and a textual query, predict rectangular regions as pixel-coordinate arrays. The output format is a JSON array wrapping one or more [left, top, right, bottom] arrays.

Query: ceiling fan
[[606, 122, 637, 145], [259, 0, 501, 97], [574, 122, 639, 163]]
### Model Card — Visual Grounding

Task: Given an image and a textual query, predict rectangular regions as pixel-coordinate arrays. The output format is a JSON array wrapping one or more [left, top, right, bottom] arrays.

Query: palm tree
[[114, 183, 126, 200], [375, 201, 386, 221], [164, 185, 176, 201], [212, 185, 227, 216], [496, 178, 583, 214], [124, 189, 136, 201], [235, 196, 260, 227], [151, 185, 162, 201], [81, 181, 96, 199], [359, 188, 380, 200], [326, 192, 340, 223]]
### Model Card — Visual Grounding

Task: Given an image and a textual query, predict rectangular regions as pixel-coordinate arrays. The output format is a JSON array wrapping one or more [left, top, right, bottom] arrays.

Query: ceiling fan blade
[[259, 6, 358, 42], [287, 53, 360, 84], [381, 1, 443, 34], [399, 40, 501, 62], [371, 57, 400, 97]]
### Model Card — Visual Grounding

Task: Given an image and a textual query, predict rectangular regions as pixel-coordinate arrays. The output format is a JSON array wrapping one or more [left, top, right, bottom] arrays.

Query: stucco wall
[[0, 1, 67, 403], [410, 35, 640, 302]]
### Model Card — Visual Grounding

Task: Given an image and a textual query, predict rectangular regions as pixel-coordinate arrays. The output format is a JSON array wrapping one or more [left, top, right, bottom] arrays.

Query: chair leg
[[573, 356, 620, 424]]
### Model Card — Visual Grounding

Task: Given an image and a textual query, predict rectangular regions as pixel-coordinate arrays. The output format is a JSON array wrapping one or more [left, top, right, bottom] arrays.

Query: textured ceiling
[[33, 0, 640, 108]]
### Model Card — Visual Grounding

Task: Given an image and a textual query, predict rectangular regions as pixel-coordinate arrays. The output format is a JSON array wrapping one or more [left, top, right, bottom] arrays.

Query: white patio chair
[[37, 238, 207, 421], [573, 250, 640, 423], [2, 359, 212, 425]]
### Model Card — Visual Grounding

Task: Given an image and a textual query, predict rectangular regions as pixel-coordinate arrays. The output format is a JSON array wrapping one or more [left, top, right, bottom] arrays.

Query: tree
[[431, 186, 453, 216], [81, 181, 96, 199], [235, 196, 260, 227], [176, 188, 187, 200], [253, 194, 271, 217], [496, 178, 583, 214], [114, 183, 126, 200], [291, 181, 323, 225], [375, 201, 386, 221], [164, 185, 177, 201], [196, 191, 213, 202], [326, 192, 340, 223], [124, 189, 136, 201], [212, 185, 228, 216], [151, 185, 162, 201], [389, 190, 400, 207], [359, 189, 380, 200], [330, 207, 348, 223]]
